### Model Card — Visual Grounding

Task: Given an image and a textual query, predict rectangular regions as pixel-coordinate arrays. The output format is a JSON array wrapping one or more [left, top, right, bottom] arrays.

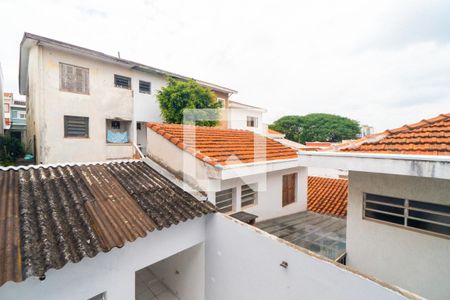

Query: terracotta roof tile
[[0, 161, 215, 286], [147, 123, 298, 166], [340, 113, 450, 156], [307, 176, 348, 218]]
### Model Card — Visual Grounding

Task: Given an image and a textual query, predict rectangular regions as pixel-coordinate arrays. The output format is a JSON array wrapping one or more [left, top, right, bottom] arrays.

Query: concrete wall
[[228, 108, 264, 134], [219, 167, 308, 221], [0, 218, 206, 300], [205, 214, 414, 300], [347, 171, 450, 300], [150, 243, 205, 300]]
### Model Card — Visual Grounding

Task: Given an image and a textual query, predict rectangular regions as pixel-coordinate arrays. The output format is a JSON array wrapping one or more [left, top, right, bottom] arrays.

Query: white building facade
[[19, 33, 235, 164]]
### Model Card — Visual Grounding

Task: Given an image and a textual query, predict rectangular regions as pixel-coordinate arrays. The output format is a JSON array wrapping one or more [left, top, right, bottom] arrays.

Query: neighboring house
[[360, 124, 374, 137], [222, 100, 267, 134], [19, 33, 236, 164], [298, 113, 450, 299], [2, 92, 12, 133], [146, 123, 305, 221], [5, 93, 27, 142], [0, 159, 418, 300]]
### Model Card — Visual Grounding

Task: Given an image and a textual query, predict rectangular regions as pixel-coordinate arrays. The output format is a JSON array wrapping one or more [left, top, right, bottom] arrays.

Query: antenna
[[117, 51, 121, 58]]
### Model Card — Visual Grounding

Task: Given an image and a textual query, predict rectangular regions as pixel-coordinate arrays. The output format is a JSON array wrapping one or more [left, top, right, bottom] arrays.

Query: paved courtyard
[[135, 267, 179, 300], [256, 211, 346, 260]]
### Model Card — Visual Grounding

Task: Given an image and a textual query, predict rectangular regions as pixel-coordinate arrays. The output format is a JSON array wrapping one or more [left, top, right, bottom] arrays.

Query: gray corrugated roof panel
[[0, 160, 215, 286]]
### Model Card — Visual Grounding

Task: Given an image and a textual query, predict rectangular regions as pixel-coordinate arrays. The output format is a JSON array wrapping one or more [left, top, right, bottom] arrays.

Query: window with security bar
[[241, 184, 257, 207], [363, 193, 450, 238], [216, 188, 233, 213]]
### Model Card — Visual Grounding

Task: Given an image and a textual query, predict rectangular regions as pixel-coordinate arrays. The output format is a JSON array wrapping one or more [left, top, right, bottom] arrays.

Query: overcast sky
[[1, 0, 449, 132]]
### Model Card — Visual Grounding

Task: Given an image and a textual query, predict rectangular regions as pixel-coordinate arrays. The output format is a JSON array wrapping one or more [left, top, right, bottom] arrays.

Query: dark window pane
[[114, 74, 131, 89], [365, 210, 404, 225], [409, 210, 450, 224], [139, 80, 151, 94], [409, 200, 450, 214], [365, 193, 404, 206], [365, 202, 404, 215], [407, 219, 450, 236]]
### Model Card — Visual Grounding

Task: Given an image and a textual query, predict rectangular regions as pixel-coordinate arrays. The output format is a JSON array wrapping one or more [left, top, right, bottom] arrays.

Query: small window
[[11, 111, 18, 119], [114, 74, 131, 89], [60, 63, 89, 94], [139, 80, 151, 94], [247, 116, 258, 127], [363, 193, 450, 238], [111, 121, 121, 129], [137, 122, 142, 130], [241, 184, 257, 207], [4, 104, 9, 113], [282, 173, 296, 207], [64, 115, 89, 138], [106, 119, 131, 143], [19, 112, 26, 119], [216, 188, 233, 213]]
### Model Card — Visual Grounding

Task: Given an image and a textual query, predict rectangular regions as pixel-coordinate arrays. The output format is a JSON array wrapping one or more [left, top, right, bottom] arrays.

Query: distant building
[[5, 93, 27, 143], [360, 124, 374, 137], [2, 92, 11, 132]]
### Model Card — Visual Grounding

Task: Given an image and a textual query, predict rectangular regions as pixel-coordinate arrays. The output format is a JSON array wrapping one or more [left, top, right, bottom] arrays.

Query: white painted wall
[[347, 171, 450, 300], [219, 167, 308, 221], [131, 70, 165, 124], [0, 218, 206, 300], [205, 214, 415, 300], [308, 167, 348, 178], [27, 46, 135, 163], [228, 108, 264, 134], [150, 243, 205, 300]]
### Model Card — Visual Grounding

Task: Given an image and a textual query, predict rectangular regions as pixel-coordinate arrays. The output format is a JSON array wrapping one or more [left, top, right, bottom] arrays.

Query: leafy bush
[[0, 135, 25, 165], [157, 78, 222, 126]]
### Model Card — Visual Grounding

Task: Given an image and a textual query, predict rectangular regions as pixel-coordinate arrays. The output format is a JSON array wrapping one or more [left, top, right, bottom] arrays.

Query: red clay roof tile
[[307, 176, 348, 218], [340, 113, 450, 156], [147, 123, 298, 166]]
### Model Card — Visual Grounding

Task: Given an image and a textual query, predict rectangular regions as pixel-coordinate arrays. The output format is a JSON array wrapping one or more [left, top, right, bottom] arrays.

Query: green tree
[[270, 113, 360, 144], [0, 135, 25, 166], [157, 78, 222, 126]]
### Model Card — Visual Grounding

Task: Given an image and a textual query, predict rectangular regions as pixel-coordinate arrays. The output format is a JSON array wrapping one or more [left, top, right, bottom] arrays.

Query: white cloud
[[0, 0, 449, 131]]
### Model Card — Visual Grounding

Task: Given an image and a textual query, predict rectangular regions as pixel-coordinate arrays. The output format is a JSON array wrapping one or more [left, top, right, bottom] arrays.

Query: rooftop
[[0, 160, 215, 286], [19, 32, 236, 95], [307, 176, 348, 218], [147, 123, 298, 166], [256, 211, 346, 260], [340, 113, 450, 156]]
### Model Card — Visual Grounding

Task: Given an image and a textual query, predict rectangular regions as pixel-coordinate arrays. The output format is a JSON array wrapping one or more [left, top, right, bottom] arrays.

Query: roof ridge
[[0, 158, 138, 172]]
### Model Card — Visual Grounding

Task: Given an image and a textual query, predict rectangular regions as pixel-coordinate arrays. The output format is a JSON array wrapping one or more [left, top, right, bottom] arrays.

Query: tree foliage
[[270, 113, 360, 143], [157, 78, 222, 126], [0, 135, 25, 166]]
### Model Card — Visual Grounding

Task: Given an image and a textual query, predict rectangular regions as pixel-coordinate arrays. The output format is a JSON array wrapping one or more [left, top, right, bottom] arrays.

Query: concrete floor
[[256, 211, 346, 260], [135, 267, 179, 300]]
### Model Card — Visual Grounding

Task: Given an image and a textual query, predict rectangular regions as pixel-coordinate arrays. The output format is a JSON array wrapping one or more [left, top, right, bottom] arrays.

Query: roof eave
[[298, 151, 450, 180]]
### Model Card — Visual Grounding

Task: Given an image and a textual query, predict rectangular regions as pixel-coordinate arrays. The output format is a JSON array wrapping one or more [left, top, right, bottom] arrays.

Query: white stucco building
[[18, 33, 236, 164], [298, 113, 450, 300], [146, 123, 309, 222]]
